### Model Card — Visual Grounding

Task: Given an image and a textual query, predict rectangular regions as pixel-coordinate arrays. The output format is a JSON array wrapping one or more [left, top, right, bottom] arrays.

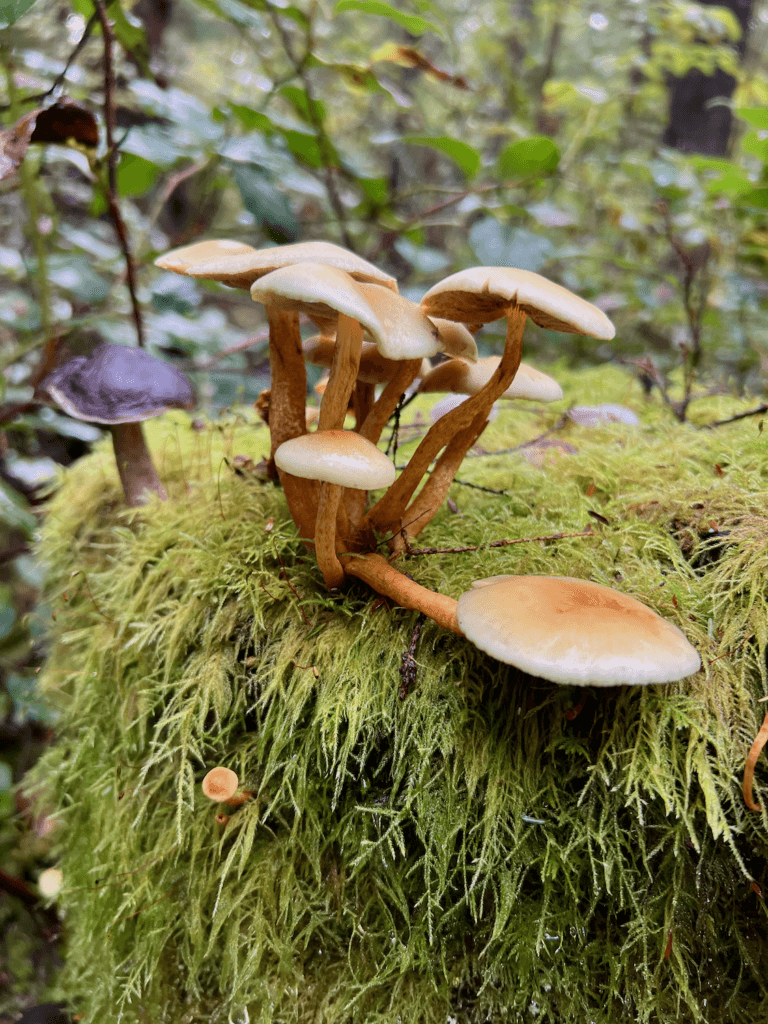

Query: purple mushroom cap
[[36, 344, 195, 424]]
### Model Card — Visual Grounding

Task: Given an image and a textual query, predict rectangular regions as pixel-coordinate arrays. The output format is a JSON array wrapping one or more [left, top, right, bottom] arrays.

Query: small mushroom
[[35, 344, 195, 507], [275, 430, 396, 588], [201, 767, 252, 807], [456, 575, 701, 685], [419, 357, 563, 403]]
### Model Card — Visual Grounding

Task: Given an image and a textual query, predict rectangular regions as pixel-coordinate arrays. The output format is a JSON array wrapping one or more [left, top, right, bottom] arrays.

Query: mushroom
[[154, 238, 256, 273], [35, 344, 195, 507], [456, 575, 701, 685], [365, 267, 614, 543], [156, 239, 397, 541], [419, 357, 563, 403], [275, 429, 396, 588], [201, 767, 251, 807]]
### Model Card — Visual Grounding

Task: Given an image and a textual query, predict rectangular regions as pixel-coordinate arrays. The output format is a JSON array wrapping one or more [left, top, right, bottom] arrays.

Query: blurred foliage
[[0, 0, 768, 1015]]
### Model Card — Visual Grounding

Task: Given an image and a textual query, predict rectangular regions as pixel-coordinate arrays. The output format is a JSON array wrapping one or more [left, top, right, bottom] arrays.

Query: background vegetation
[[1, 0, 768, 1017]]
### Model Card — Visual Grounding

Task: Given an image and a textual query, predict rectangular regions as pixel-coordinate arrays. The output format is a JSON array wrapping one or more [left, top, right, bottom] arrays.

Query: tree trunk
[[662, 0, 754, 156]]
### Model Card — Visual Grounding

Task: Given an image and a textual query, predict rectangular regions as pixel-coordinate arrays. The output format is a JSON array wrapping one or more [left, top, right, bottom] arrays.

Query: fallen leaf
[[264, 517, 275, 533], [0, 99, 98, 182]]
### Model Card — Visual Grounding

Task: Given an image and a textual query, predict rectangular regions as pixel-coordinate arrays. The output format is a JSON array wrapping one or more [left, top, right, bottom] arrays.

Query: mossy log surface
[[29, 364, 768, 1023]]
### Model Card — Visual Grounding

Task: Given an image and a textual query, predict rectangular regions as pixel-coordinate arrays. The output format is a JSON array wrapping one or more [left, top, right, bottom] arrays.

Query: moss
[[27, 365, 768, 1023]]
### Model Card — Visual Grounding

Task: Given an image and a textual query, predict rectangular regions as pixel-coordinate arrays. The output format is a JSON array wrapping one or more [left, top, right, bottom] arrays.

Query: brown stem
[[359, 358, 423, 445], [744, 711, 768, 812], [315, 482, 345, 588], [318, 314, 363, 431], [267, 307, 317, 540], [366, 307, 527, 536], [396, 407, 489, 549], [110, 421, 167, 506], [341, 552, 461, 634], [353, 381, 376, 431]]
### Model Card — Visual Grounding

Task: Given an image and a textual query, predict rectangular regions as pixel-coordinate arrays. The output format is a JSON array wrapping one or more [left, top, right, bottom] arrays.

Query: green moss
[[28, 366, 768, 1023]]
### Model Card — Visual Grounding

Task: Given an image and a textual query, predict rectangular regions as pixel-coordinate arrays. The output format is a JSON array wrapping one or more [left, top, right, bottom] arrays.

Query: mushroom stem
[[743, 711, 768, 811], [353, 381, 376, 432], [109, 422, 168, 506], [341, 552, 462, 634], [318, 313, 363, 432], [315, 482, 345, 588], [358, 359, 423, 445], [267, 307, 318, 539], [393, 406, 490, 552], [366, 307, 527, 536]]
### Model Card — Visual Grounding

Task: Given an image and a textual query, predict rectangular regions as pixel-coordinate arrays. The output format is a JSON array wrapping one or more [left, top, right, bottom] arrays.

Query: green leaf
[[740, 187, 768, 209], [0, 0, 39, 27], [279, 86, 325, 125], [230, 104, 274, 134], [403, 135, 480, 178], [334, 0, 439, 36], [359, 177, 388, 204], [0, 478, 36, 538], [734, 108, 768, 130], [497, 137, 559, 178], [229, 163, 299, 243], [117, 153, 161, 197]]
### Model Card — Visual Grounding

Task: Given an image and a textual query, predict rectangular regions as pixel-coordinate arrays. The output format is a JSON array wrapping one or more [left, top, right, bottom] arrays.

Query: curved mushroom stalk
[[366, 307, 528, 539], [318, 313, 363, 432], [342, 553, 462, 634], [110, 422, 168, 506], [315, 482, 345, 589]]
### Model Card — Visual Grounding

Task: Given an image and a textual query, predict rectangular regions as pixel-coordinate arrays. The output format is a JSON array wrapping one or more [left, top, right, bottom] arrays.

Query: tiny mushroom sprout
[[364, 266, 614, 549], [456, 576, 701, 685], [275, 430, 396, 588], [35, 344, 195, 507], [201, 767, 251, 807]]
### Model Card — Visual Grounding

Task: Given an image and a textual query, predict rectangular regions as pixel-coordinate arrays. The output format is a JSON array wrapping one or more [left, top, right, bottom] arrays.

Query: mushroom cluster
[[156, 240, 701, 687]]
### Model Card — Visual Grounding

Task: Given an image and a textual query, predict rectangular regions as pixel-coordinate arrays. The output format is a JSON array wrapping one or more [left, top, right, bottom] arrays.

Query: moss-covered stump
[[29, 364, 768, 1024]]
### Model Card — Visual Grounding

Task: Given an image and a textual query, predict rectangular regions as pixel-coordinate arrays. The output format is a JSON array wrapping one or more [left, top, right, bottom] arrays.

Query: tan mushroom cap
[[419, 357, 563, 402], [275, 430, 396, 489], [356, 283, 442, 359], [421, 266, 615, 340], [181, 239, 397, 291], [457, 575, 701, 686], [429, 318, 478, 362], [202, 767, 240, 803], [154, 239, 256, 273], [304, 337, 431, 384]]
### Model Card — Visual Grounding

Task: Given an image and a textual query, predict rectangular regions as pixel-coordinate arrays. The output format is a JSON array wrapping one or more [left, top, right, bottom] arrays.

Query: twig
[[465, 415, 569, 458], [266, 7, 356, 251], [698, 403, 768, 430], [399, 614, 425, 699], [196, 329, 270, 370], [452, 478, 509, 495], [93, 0, 144, 347], [404, 527, 593, 557]]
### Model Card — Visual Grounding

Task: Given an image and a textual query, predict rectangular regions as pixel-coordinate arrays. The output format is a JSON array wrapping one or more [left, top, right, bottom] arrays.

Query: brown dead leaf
[[397, 47, 471, 90], [0, 100, 98, 182]]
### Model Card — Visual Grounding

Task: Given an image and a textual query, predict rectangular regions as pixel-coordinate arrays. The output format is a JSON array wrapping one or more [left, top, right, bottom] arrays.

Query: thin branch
[[93, 0, 144, 347], [404, 527, 594, 557], [698, 403, 768, 430]]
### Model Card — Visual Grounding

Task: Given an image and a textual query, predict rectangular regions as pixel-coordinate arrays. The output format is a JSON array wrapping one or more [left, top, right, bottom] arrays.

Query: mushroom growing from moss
[[35, 344, 195, 507], [456, 575, 701, 685], [201, 767, 251, 807]]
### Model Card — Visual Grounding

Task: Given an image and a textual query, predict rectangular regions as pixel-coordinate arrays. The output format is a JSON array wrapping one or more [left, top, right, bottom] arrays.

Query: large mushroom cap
[[275, 430, 396, 490], [154, 239, 256, 273], [419, 357, 563, 402], [35, 344, 196, 424], [421, 266, 615, 340], [457, 575, 701, 686], [178, 239, 397, 292], [251, 265, 441, 359]]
